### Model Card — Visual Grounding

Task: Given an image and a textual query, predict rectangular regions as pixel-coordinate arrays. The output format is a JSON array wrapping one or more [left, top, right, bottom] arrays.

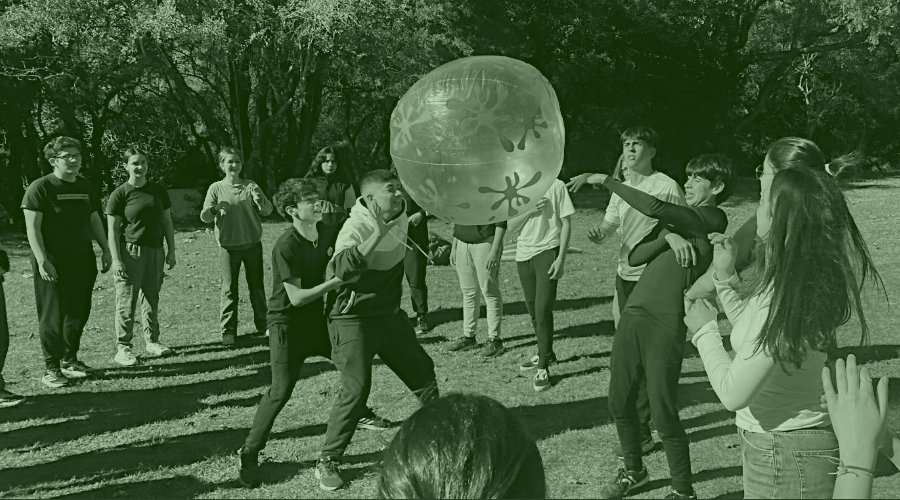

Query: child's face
[[220, 154, 243, 176], [622, 139, 655, 169], [125, 154, 149, 179], [321, 153, 337, 175], [366, 180, 404, 220], [683, 174, 721, 207], [288, 195, 323, 224], [50, 147, 82, 177]]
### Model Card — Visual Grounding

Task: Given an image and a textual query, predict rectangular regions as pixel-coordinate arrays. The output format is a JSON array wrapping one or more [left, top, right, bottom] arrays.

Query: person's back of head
[[376, 393, 546, 499], [744, 166, 884, 370], [766, 136, 859, 177]]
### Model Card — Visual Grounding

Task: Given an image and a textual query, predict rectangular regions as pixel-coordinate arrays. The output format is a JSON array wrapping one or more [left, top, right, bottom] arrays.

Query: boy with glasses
[[21, 136, 111, 388]]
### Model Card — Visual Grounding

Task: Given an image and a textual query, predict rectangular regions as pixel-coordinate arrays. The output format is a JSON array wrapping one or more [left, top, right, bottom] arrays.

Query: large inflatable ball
[[390, 55, 565, 225]]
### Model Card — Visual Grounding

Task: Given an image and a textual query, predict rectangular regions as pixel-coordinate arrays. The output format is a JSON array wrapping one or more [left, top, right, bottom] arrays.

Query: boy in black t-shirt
[[21, 137, 111, 389], [236, 178, 393, 488]]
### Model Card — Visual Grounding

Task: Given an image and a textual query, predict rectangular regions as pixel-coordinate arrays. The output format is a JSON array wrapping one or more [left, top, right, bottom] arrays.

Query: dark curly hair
[[306, 144, 357, 187], [272, 178, 320, 221]]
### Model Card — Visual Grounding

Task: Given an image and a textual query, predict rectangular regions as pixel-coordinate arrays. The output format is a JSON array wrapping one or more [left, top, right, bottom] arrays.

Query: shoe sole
[[60, 369, 88, 378], [626, 474, 650, 494], [533, 383, 551, 392], [314, 469, 343, 491], [41, 379, 68, 389], [114, 358, 138, 367], [481, 347, 506, 359], [0, 399, 26, 408], [357, 423, 392, 431], [446, 343, 477, 352]]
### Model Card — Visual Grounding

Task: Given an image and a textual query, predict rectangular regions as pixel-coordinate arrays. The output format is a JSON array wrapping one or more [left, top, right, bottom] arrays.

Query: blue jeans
[[739, 427, 838, 499]]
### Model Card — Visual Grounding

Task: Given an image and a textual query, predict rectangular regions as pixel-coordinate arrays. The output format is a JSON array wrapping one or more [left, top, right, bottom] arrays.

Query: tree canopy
[[1, 0, 897, 213]]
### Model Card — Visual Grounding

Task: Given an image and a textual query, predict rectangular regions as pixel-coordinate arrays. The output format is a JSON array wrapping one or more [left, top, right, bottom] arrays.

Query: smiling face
[[219, 154, 243, 177], [50, 147, 83, 178], [621, 138, 655, 172], [286, 195, 323, 224], [365, 179, 405, 220], [683, 174, 721, 207], [125, 153, 149, 180]]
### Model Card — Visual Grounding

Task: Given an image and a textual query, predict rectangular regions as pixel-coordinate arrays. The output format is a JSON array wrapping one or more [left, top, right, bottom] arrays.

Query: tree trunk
[[291, 52, 330, 178]]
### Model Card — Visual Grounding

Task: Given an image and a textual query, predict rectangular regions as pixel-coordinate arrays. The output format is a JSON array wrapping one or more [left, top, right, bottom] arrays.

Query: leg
[[0, 283, 8, 389], [139, 246, 165, 344], [60, 253, 97, 363], [516, 257, 537, 338], [115, 243, 146, 349], [243, 243, 268, 334], [608, 314, 647, 473], [616, 276, 652, 442], [375, 314, 439, 404], [320, 318, 373, 460], [33, 257, 64, 369], [531, 248, 560, 368], [405, 229, 429, 317], [219, 247, 241, 337], [455, 241, 480, 339], [471, 242, 503, 340], [641, 322, 693, 495], [243, 322, 307, 453]]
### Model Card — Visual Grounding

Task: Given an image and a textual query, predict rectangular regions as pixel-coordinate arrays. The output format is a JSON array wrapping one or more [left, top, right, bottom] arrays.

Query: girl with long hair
[[305, 145, 358, 227]]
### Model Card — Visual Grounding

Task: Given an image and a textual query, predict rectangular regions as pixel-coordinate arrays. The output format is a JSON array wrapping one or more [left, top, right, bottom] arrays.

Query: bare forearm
[[107, 217, 123, 262], [162, 212, 176, 253], [558, 218, 571, 258], [292, 277, 344, 307], [490, 227, 506, 253], [90, 214, 110, 252]]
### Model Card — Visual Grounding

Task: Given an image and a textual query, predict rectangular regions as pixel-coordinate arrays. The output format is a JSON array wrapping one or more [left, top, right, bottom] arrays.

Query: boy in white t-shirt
[[507, 178, 575, 392], [568, 126, 688, 456]]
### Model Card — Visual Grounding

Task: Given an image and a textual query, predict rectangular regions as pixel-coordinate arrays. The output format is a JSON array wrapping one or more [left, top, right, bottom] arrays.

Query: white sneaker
[[145, 342, 173, 357], [114, 346, 138, 366]]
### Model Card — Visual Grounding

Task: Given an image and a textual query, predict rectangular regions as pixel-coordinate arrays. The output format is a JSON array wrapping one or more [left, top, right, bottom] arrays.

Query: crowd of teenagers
[[0, 128, 895, 499]]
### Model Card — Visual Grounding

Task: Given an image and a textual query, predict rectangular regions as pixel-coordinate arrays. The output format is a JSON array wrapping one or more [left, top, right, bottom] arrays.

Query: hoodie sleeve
[[329, 209, 371, 280]]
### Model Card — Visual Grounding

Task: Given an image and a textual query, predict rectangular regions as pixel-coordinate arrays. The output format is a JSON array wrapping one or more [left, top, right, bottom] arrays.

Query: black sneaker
[[614, 437, 658, 460], [665, 490, 698, 499], [41, 368, 69, 389], [414, 316, 430, 335], [533, 368, 551, 392], [60, 360, 92, 379], [0, 389, 26, 408], [357, 409, 398, 431], [445, 336, 477, 352], [237, 448, 261, 488], [315, 457, 344, 491], [598, 467, 649, 499], [480, 338, 505, 358]]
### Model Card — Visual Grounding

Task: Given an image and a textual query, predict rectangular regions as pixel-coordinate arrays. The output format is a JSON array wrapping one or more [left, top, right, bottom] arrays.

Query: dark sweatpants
[[615, 276, 653, 444], [404, 221, 429, 317], [516, 248, 560, 369], [242, 319, 332, 454], [320, 312, 438, 460], [0, 281, 9, 390], [609, 312, 692, 493], [32, 253, 98, 369]]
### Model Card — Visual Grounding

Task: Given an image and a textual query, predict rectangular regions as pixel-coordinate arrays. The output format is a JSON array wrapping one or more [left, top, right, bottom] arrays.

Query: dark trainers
[[0, 389, 26, 408], [357, 409, 398, 431], [237, 448, 260, 488], [533, 368, 551, 391], [614, 437, 658, 460], [446, 336, 477, 352], [315, 457, 344, 491], [519, 353, 558, 371], [665, 490, 697, 499], [598, 467, 649, 499], [60, 360, 91, 379], [480, 338, 505, 358], [414, 316, 430, 335], [41, 368, 69, 389]]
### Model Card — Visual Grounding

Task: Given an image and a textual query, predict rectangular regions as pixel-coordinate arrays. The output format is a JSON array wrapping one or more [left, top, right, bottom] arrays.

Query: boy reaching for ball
[[316, 169, 439, 491]]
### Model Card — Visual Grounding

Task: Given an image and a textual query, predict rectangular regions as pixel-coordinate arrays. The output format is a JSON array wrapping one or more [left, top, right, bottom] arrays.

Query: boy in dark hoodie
[[316, 169, 439, 491]]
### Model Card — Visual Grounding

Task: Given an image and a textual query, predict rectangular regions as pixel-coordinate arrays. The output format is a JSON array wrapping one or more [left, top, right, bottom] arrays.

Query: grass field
[[1, 175, 899, 498]]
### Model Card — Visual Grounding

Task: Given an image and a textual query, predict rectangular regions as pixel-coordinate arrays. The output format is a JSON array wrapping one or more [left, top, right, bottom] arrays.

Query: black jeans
[[615, 276, 653, 443], [219, 243, 267, 336], [242, 319, 331, 454], [608, 312, 692, 493], [0, 281, 8, 389], [32, 253, 98, 369], [404, 221, 429, 316], [320, 312, 438, 460], [517, 248, 559, 369]]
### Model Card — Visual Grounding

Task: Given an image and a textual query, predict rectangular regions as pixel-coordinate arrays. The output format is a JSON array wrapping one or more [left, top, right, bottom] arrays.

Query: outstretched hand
[[566, 173, 591, 193], [822, 354, 889, 457]]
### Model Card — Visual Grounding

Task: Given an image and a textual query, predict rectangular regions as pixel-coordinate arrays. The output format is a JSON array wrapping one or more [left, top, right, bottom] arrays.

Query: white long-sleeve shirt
[[691, 273, 829, 433]]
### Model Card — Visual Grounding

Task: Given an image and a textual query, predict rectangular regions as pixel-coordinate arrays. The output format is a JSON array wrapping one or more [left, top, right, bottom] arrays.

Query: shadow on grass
[[639, 464, 742, 496], [427, 296, 613, 328], [511, 397, 609, 441], [63, 476, 217, 499], [0, 425, 381, 496], [0, 360, 333, 451]]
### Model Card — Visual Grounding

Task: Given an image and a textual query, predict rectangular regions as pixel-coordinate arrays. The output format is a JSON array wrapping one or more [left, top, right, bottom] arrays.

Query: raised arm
[[601, 177, 708, 237]]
